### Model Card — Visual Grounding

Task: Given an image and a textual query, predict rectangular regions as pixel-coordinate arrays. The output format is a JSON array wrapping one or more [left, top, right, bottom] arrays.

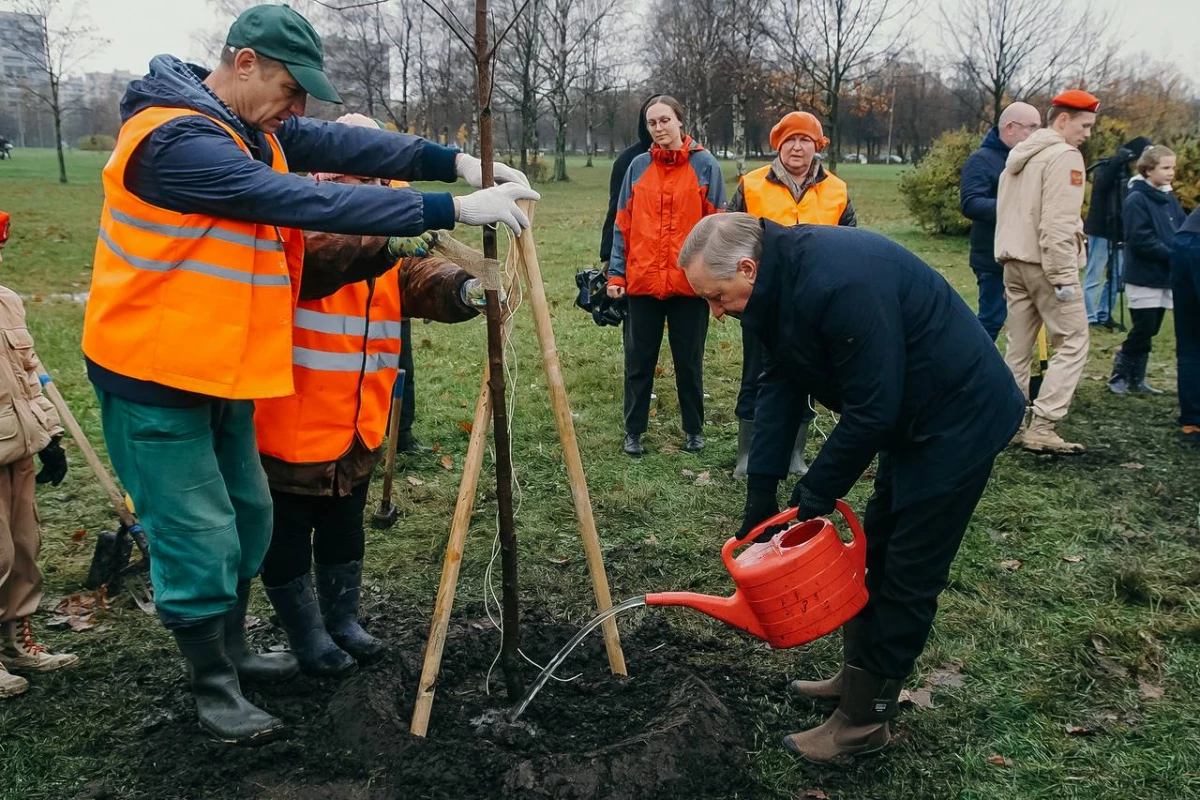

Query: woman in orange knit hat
[[727, 111, 856, 480]]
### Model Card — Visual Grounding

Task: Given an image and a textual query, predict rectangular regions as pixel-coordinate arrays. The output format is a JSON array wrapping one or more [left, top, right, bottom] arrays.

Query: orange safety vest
[[82, 107, 305, 400], [254, 265, 403, 463], [740, 165, 849, 226]]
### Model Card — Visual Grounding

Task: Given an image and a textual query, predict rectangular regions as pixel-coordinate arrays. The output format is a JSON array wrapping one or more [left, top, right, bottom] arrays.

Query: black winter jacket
[[599, 96, 656, 263], [1083, 137, 1152, 238], [959, 127, 1008, 274], [1122, 178, 1186, 289], [743, 222, 1024, 509]]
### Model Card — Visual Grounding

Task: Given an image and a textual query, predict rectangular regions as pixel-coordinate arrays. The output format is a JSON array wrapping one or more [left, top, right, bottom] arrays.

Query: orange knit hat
[[770, 111, 829, 152]]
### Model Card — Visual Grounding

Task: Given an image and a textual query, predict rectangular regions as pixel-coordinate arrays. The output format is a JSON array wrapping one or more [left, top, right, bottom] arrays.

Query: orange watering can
[[645, 500, 868, 649]]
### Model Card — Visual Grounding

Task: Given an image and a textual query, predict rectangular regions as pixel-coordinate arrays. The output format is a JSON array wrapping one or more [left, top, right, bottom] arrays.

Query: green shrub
[[898, 128, 982, 235], [1164, 134, 1200, 212], [76, 135, 115, 152]]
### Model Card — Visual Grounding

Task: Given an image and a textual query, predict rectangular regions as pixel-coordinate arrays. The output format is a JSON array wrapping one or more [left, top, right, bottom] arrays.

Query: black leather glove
[[790, 481, 836, 522], [36, 437, 67, 486], [737, 475, 781, 542]]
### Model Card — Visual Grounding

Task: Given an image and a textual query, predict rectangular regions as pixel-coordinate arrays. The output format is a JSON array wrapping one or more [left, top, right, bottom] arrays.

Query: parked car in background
[[874, 153, 904, 164], [841, 153, 868, 164]]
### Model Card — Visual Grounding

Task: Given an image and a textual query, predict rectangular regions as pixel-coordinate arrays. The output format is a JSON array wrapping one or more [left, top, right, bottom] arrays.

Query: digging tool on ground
[[37, 367, 151, 601], [372, 368, 407, 529]]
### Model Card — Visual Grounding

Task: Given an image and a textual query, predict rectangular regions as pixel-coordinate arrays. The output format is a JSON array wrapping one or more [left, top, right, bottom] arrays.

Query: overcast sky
[[12, 0, 1200, 86]]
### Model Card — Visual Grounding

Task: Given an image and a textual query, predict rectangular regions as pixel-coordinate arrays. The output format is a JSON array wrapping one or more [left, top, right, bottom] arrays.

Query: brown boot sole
[[781, 730, 891, 763], [0, 679, 29, 698]]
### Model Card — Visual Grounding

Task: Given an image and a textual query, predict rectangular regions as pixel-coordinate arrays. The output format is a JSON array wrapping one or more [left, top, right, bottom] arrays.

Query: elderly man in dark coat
[[678, 213, 1025, 763]]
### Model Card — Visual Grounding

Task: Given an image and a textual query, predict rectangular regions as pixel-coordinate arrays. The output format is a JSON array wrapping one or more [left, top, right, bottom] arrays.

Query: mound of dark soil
[[96, 609, 756, 800]]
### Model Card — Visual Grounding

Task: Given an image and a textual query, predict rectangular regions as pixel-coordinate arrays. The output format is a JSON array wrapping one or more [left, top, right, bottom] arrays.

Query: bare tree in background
[[495, 0, 543, 170], [646, 0, 729, 147], [724, 0, 770, 175], [1, 0, 106, 182], [940, 0, 1107, 127], [769, 0, 913, 171]]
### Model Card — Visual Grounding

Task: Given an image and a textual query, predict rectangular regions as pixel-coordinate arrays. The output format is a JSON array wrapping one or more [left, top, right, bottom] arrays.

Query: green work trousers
[[96, 390, 273, 629]]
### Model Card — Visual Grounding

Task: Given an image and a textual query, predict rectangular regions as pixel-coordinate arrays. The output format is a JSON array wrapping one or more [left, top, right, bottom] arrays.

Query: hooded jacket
[[609, 137, 726, 299], [744, 222, 1024, 509], [959, 126, 1009, 274], [1083, 137, 1152, 238], [87, 55, 461, 407], [599, 96, 656, 263], [1122, 177, 1186, 289], [995, 128, 1086, 286]]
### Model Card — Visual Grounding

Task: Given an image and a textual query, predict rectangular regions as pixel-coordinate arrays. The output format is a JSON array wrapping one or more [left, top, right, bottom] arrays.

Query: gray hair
[[678, 213, 764, 278]]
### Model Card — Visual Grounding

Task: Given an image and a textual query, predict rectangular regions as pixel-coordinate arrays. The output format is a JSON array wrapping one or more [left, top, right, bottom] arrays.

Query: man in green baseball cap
[[225, 3, 341, 105]]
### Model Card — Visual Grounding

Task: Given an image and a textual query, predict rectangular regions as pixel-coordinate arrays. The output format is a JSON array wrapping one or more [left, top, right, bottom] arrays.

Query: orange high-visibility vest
[[741, 166, 849, 226], [254, 266, 403, 463], [82, 107, 305, 400]]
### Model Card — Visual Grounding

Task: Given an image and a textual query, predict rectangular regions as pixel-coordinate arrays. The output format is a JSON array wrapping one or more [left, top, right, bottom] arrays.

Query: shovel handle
[[378, 369, 407, 503]]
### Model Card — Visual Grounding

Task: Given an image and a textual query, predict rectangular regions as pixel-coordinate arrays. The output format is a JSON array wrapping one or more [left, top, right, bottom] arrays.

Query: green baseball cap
[[226, 4, 342, 104]]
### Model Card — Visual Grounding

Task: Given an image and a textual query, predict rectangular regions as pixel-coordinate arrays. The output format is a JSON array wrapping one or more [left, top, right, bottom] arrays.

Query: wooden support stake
[[410, 366, 493, 737], [513, 200, 626, 676]]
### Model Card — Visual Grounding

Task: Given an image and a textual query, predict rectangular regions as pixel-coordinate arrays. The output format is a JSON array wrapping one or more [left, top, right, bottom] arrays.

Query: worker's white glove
[[455, 152, 531, 188], [1053, 284, 1079, 302], [454, 183, 541, 236]]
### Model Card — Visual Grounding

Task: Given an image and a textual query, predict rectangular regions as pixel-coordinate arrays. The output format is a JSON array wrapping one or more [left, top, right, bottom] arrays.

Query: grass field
[[0, 147, 1197, 799]]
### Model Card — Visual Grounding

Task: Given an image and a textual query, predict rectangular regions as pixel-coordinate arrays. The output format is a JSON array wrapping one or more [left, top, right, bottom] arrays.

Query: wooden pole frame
[[410, 205, 626, 738]]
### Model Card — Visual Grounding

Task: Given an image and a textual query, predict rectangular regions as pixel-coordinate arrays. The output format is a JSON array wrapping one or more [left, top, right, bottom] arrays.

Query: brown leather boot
[[783, 665, 904, 763], [1021, 415, 1084, 454], [788, 616, 864, 703], [0, 661, 28, 698], [0, 618, 79, 673]]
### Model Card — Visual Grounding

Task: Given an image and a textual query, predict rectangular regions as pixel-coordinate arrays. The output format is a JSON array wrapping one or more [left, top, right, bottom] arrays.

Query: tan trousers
[[0, 457, 42, 622], [1003, 260, 1090, 421]]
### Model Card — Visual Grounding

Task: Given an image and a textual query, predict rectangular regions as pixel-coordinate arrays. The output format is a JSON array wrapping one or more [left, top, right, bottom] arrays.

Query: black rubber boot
[[1108, 350, 1131, 394], [397, 430, 432, 455], [1129, 352, 1164, 394], [789, 422, 810, 476], [733, 418, 753, 479], [314, 560, 385, 663], [224, 581, 298, 683], [264, 574, 357, 678], [172, 617, 285, 745]]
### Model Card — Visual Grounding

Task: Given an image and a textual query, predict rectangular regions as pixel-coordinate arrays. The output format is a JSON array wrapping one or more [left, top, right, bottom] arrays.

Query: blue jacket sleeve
[[959, 153, 997, 223], [276, 116, 458, 182], [703, 154, 727, 211], [797, 279, 906, 502], [609, 162, 636, 281], [1124, 195, 1171, 264], [129, 116, 455, 236]]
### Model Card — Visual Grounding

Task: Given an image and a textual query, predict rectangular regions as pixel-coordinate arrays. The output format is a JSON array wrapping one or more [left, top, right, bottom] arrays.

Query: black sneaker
[[682, 433, 705, 452], [622, 434, 645, 457]]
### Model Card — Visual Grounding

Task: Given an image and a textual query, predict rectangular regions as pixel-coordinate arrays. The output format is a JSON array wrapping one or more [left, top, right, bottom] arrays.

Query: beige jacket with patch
[[0, 286, 62, 466], [994, 128, 1088, 286]]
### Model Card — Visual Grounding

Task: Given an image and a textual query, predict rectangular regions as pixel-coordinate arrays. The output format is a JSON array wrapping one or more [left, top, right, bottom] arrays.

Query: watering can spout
[[645, 591, 767, 640]]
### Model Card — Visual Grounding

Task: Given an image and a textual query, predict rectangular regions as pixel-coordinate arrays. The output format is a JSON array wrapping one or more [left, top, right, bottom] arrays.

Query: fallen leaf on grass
[[899, 687, 934, 709], [46, 613, 97, 632], [432, 442, 442, 454], [1138, 680, 1165, 700], [547, 556, 570, 566], [1064, 555, 1085, 563], [71, 528, 87, 543], [643, 534, 658, 546], [999, 559, 1023, 571], [802, 791, 829, 799], [682, 469, 695, 478], [458, 420, 473, 434], [654, 366, 666, 379], [55, 592, 99, 616], [926, 663, 966, 688], [1120, 462, 1144, 470], [440, 455, 454, 470], [694, 470, 713, 486], [406, 475, 425, 486], [986, 754, 1013, 768], [1065, 724, 1098, 736]]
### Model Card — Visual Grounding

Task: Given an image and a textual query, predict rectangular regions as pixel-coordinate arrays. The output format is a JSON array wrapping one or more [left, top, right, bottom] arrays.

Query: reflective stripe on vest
[[741, 166, 848, 226], [82, 106, 304, 400], [254, 265, 404, 464]]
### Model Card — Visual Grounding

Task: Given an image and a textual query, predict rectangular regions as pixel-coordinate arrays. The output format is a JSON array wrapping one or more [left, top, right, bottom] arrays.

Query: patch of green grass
[[1, 148, 1198, 799]]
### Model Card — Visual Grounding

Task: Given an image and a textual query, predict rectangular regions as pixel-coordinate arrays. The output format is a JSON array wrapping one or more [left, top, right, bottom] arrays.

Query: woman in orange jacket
[[607, 96, 727, 456]]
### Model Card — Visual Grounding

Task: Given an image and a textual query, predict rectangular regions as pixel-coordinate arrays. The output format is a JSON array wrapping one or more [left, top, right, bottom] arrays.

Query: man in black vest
[[678, 213, 1024, 763]]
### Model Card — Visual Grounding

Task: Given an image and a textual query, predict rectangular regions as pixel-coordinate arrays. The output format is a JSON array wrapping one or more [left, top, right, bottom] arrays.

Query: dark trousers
[[855, 453, 996, 679], [398, 318, 416, 435], [737, 331, 816, 425], [1173, 234, 1200, 427], [1120, 307, 1167, 357], [623, 295, 709, 435], [974, 268, 1007, 342], [260, 482, 369, 587]]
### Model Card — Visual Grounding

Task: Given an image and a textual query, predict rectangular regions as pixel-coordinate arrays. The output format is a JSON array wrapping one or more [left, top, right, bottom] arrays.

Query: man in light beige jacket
[[995, 90, 1099, 454], [0, 211, 79, 699]]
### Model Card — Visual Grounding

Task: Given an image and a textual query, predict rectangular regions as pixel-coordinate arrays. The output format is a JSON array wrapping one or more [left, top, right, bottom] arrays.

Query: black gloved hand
[[789, 481, 836, 522], [736, 476, 781, 542], [36, 437, 67, 486]]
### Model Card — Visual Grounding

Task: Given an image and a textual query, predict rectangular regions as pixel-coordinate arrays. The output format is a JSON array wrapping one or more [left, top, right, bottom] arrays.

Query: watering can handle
[[835, 500, 867, 569]]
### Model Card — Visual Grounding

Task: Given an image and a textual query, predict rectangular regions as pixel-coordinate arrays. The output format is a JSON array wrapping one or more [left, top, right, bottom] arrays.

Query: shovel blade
[[371, 502, 398, 529]]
